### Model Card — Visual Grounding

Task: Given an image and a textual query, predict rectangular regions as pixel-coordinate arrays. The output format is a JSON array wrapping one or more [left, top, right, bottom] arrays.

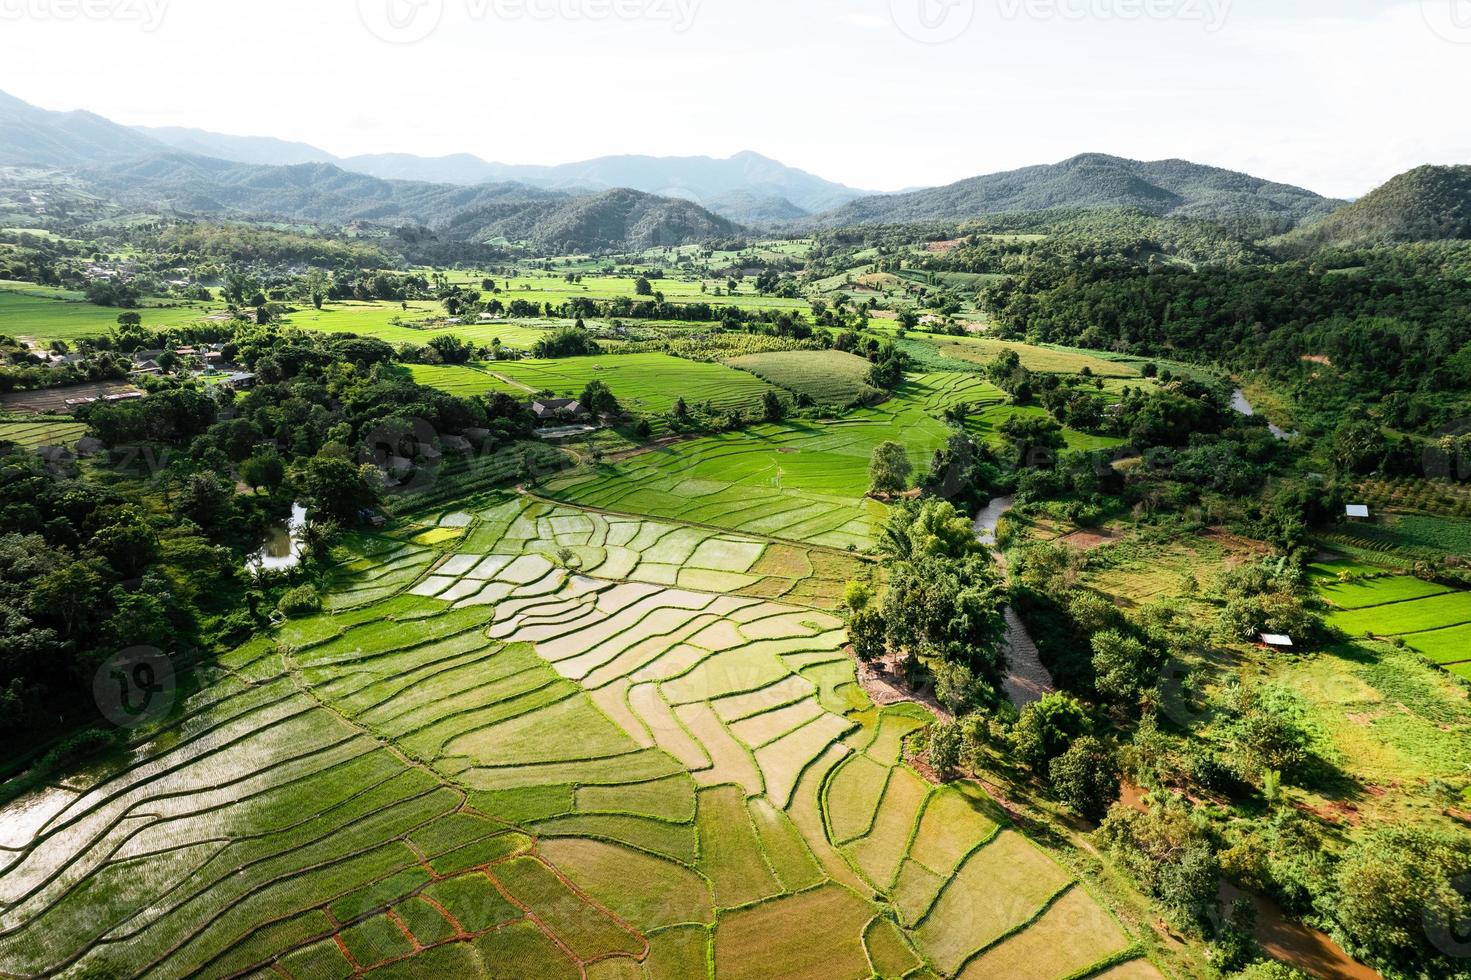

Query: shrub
[[277, 586, 321, 619]]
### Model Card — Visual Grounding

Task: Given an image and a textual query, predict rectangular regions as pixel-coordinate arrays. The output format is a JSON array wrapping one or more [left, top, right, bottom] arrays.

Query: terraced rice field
[[724, 350, 882, 407], [0, 489, 1151, 979], [0, 417, 87, 450], [541, 372, 1004, 550], [1317, 562, 1471, 673]]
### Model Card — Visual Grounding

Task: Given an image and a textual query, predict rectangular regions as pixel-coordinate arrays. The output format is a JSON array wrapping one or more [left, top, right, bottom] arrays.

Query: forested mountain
[[808, 154, 1341, 237], [444, 187, 742, 253], [0, 90, 163, 168], [1275, 164, 1471, 253], [134, 123, 867, 219]]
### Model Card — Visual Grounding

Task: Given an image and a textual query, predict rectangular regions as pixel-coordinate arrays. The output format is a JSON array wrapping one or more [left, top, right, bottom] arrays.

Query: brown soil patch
[[1058, 528, 1119, 551], [1301, 355, 1334, 366], [1220, 884, 1380, 980], [926, 238, 965, 253]]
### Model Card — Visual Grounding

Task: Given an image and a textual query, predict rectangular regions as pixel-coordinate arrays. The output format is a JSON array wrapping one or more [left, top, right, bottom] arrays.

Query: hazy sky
[[2, 0, 1468, 197]]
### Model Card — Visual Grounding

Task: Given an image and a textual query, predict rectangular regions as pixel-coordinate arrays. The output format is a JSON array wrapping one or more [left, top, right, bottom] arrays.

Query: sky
[[1, 0, 1469, 198]]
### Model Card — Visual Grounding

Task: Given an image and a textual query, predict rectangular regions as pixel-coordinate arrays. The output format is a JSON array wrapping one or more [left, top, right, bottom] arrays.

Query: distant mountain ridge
[[129, 124, 869, 222], [1275, 165, 1471, 253], [807, 153, 1344, 236], [0, 90, 744, 253]]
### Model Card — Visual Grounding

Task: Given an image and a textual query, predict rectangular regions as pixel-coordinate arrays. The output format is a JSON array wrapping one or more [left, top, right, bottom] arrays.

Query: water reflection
[[247, 503, 307, 572]]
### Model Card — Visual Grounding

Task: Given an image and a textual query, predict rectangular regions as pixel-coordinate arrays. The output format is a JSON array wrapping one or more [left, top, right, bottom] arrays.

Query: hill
[[443, 187, 742, 253], [1275, 165, 1471, 253], [807, 153, 1341, 237]]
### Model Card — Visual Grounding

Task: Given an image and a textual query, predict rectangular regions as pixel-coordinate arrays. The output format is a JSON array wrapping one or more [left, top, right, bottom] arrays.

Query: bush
[[277, 586, 321, 619]]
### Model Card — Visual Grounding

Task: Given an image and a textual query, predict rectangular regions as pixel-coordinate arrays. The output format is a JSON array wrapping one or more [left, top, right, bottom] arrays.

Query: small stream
[[976, 496, 1057, 709], [1231, 388, 1295, 441], [246, 503, 307, 572]]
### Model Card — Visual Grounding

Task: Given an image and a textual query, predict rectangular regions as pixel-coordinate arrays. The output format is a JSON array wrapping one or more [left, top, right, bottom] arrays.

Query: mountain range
[[137, 127, 869, 223], [4, 89, 1467, 256]]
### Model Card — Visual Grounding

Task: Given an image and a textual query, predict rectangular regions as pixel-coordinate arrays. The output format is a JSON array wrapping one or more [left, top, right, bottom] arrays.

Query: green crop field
[[540, 372, 1003, 550], [0, 282, 222, 342], [1325, 587, 1471, 637], [0, 416, 87, 450], [435, 352, 780, 417], [0, 488, 1151, 979], [725, 350, 882, 407]]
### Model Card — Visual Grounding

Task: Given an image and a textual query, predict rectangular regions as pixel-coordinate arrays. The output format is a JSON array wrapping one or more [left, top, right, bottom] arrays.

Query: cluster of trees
[[846, 498, 1009, 695], [982, 244, 1471, 437]]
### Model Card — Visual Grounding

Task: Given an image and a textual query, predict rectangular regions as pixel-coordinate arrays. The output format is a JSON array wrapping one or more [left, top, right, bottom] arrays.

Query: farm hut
[[1260, 633, 1295, 650], [531, 399, 588, 422], [1346, 505, 1371, 520]]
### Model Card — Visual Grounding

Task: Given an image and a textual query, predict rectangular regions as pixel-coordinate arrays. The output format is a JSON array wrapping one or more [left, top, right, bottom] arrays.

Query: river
[[975, 496, 1058, 708]]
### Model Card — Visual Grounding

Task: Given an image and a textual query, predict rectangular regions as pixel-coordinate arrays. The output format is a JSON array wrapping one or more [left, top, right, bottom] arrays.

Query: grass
[[1318, 575, 1454, 610], [725, 349, 882, 406], [1404, 623, 1471, 665]]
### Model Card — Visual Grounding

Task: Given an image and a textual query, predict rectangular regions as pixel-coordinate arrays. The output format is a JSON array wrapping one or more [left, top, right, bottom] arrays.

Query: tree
[[761, 390, 786, 424], [426, 334, 473, 365], [1091, 630, 1161, 703], [933, 661, 986, 716], [1014, 693, 1092, 770], [1329, 419, 1386, 475], [295, 456, 380, 524], [580, 380, 620, 416], [929, 722, 962, 777], [240, 450, 286, 493], [848, 605, 887, 662], [869, 441, 913, 495], [1049, 736, 1120, 822], [1331, 827, 1471, 974], [1099, 794, 1219, 931], [176, 471, 233, 529], [882, 553, 1008, 676], [634, 276, 653, 296]]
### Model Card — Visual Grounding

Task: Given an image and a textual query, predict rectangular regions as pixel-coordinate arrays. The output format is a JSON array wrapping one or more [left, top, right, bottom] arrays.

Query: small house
[[1260, 633, 1295, 650], [1346, 505, 1371, 520], [531, 399, 588, 423]]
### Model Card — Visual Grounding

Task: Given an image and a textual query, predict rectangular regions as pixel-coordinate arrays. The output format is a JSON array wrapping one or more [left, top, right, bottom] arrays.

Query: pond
[[1231, 389, 1295, 441], [246, 503, 307, 572]]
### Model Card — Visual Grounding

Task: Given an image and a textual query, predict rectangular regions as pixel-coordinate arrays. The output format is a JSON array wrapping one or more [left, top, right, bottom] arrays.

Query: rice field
[[540, 372, 1004, 550], [0, 487, 1151, 978], [0, 417, 87, 450], [410, 353, 780, 418], [0, 282, 221, 342], [724, 350, 882, 407], [1317, 568, 1471, 672]]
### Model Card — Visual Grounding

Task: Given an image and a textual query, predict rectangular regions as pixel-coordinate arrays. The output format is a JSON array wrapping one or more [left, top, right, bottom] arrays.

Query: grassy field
[[0, 282, 222, 342], [725, 350, 882, 407], [0, 485, 1153, 978], [1314, 570, 1471, 671]]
